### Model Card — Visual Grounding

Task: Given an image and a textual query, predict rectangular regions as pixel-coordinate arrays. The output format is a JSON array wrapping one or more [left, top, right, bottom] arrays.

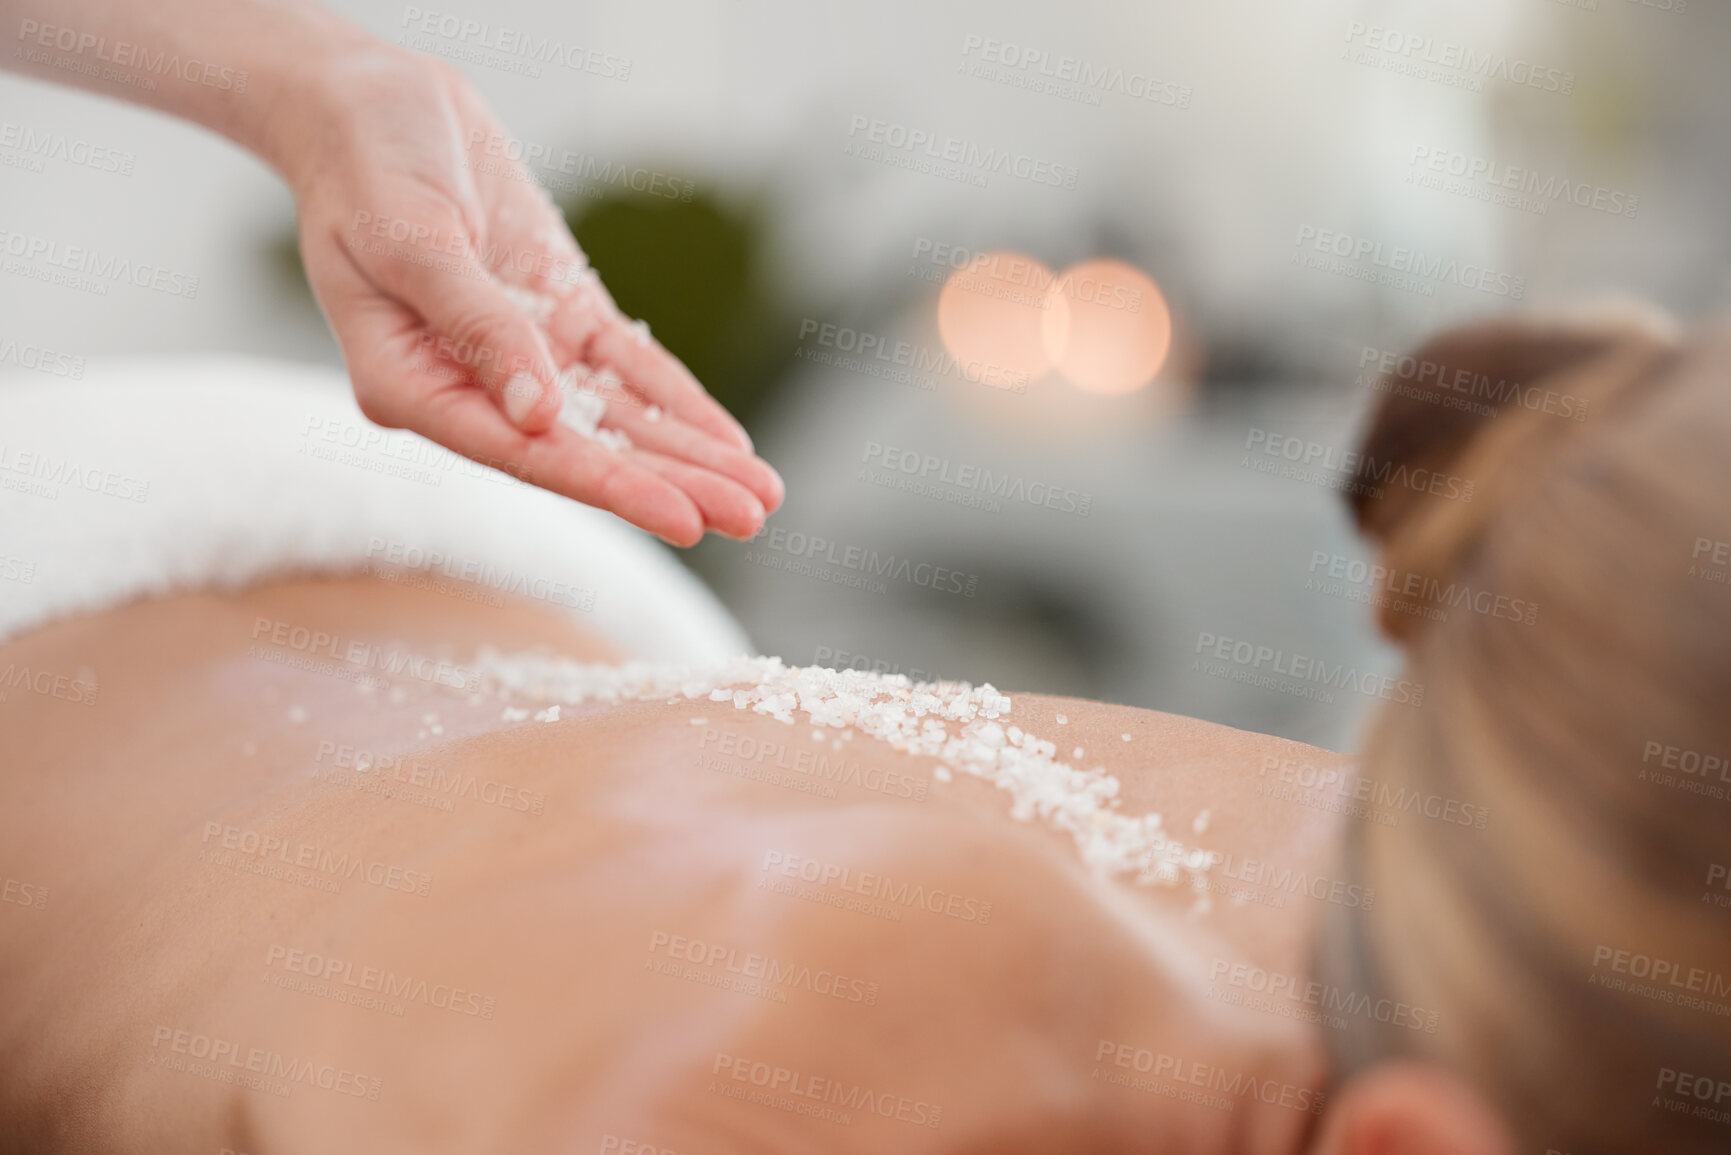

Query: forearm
[[1, 0, 378, 179]]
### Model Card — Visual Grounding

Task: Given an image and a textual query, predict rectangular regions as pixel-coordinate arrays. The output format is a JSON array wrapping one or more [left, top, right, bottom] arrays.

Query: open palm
[[289, 50, 782, 546]]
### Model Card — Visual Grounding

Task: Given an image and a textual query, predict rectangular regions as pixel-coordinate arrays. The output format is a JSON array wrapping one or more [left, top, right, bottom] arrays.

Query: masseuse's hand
[[284, 48, 781, 546]]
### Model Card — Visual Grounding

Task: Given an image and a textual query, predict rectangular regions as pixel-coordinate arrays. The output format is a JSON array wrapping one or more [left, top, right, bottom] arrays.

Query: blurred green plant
[[565, 189, 796, 427]]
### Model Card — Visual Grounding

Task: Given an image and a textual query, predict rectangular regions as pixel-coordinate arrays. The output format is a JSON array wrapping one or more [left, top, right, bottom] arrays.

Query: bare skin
[[0, 575, 1354, 1154]]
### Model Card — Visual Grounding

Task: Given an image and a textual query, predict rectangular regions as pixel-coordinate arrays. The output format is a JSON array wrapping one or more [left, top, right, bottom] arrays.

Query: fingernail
[[735, 424, 754, 452], [504, 372, 543, 426]]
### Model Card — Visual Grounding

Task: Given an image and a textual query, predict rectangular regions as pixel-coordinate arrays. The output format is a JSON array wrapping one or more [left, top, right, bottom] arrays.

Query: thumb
[[370, 239, 564, 433]]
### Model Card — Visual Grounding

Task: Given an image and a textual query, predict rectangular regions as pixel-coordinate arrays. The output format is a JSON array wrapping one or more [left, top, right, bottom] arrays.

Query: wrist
[[230, 8, 400, 187]]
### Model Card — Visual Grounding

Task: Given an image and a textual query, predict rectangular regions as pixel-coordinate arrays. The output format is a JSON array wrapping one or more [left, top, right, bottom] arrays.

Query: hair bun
[[1350, 306, 1678, 644]]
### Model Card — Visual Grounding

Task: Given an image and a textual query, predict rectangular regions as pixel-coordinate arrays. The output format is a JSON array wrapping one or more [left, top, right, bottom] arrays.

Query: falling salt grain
[[933, 766, 952, 783], [1192, 809, 1211, 835]]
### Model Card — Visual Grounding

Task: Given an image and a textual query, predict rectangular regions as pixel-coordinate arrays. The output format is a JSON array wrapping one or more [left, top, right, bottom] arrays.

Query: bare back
[[0, 575, 1353, 1154]]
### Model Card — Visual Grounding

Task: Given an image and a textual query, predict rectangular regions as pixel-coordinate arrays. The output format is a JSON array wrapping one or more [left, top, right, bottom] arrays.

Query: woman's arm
[[1, 0, 784, 546], [4, 0, 358, 171]]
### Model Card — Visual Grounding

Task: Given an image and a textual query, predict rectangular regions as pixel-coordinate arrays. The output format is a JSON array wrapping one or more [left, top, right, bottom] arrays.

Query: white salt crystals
[[469, 651, 1216, 893], [499, 282, 556, 326], [496, 271, 634, 453], [556, 374, 633, 452]]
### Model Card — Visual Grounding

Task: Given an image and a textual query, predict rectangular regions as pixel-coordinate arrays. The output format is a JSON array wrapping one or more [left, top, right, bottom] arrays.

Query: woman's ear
[[1310, 1062, 1515, 1155]]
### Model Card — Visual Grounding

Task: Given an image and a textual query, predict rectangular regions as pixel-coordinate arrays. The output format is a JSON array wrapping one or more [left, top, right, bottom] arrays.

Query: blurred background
[[3, 0, 1727, 750]]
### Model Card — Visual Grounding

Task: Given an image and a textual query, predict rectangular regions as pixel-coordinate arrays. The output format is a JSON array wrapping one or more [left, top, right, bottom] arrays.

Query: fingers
[[308, 237, 704, 542], [410, 384, 713, 547], [626, 452, 767, 543], [460, 169, 758, 462], [310, 228, 774, 546], [349, 216, 566, 435], [303, 229, 427, 430], [546, 291, 755, 453], [599, 397, 784, 515], [403, 376, 768, 543], [542, 382, 772, 539]]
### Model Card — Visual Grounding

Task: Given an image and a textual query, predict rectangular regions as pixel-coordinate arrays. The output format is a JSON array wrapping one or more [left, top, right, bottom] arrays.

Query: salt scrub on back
[[470, 653, 1216, 891]]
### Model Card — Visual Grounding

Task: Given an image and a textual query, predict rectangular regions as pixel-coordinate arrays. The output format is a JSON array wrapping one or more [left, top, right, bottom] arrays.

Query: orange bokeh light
[[935, 250, 1174, 399], [936, 250, 1067, 392], [1041, 258, 1172, 396]]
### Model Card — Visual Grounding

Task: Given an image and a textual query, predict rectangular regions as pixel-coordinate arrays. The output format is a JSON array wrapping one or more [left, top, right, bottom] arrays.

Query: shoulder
[[1004, 691, 1351, 811]]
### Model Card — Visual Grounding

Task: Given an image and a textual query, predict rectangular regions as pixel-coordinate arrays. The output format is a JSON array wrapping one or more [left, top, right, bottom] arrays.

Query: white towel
[[0, 356, 753, 663]]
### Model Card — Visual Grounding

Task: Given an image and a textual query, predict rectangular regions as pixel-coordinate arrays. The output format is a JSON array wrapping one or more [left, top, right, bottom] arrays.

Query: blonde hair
[[1324, 308, 1731, 1152]]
